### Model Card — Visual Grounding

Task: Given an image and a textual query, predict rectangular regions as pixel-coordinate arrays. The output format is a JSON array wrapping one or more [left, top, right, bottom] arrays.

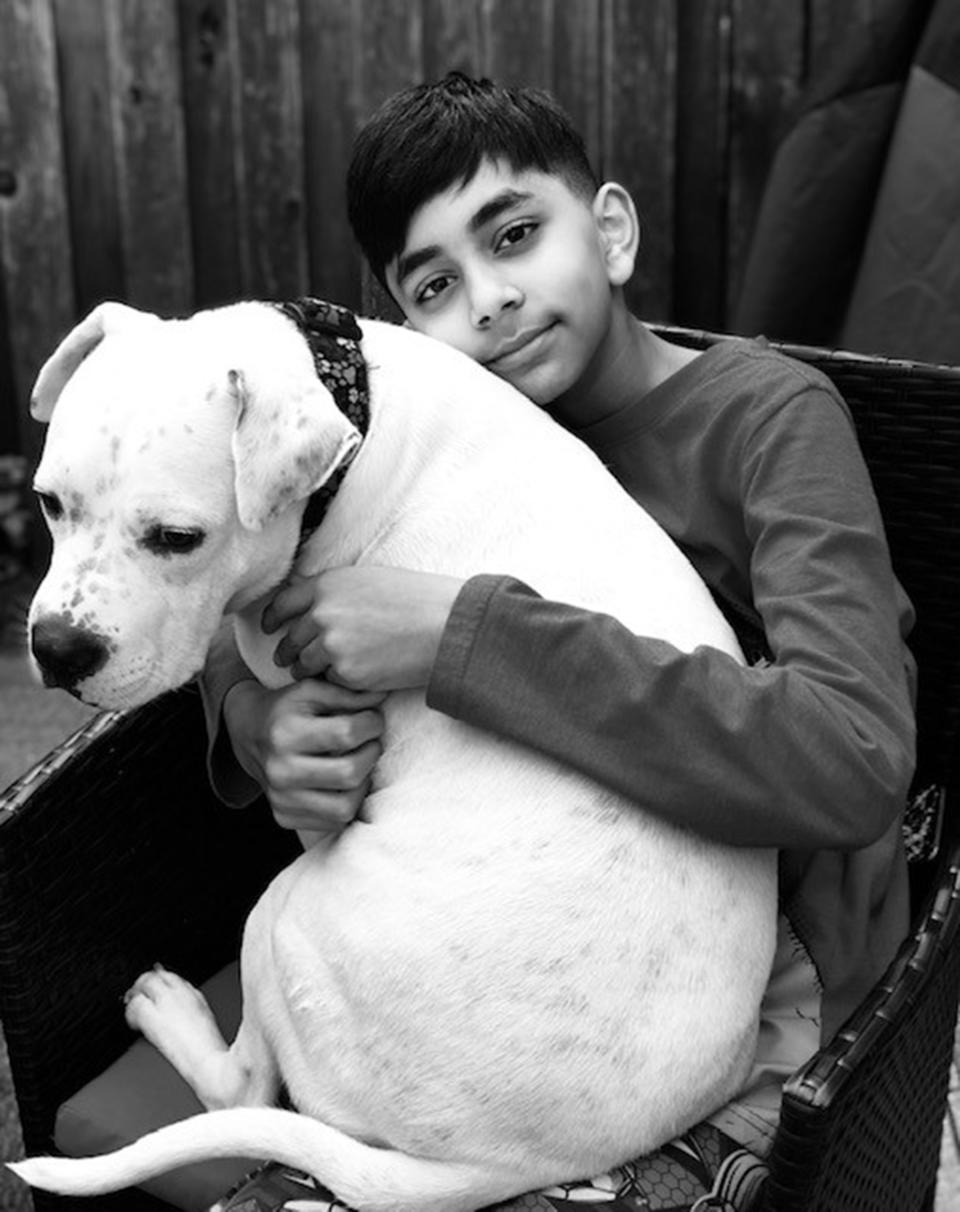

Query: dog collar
[[273, 297, 370, 537]]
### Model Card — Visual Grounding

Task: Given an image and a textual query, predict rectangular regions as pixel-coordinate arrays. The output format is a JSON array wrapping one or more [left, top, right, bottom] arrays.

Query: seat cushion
[[54, 963, 259, 1211]]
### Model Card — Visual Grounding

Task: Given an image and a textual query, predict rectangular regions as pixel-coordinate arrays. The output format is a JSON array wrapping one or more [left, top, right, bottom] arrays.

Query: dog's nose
[[31, 614, 110, 689]]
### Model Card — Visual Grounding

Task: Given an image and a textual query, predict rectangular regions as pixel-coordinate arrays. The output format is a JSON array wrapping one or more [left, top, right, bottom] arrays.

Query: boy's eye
[[495, 220, 538, 253], [415, 273, 455, 305]]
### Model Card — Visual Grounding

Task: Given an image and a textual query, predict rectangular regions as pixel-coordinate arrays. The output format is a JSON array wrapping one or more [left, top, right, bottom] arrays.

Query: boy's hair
[[347, 72, 599, 289]]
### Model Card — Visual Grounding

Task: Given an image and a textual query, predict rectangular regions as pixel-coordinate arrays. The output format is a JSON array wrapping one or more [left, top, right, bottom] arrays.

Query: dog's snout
[[31, 613, 111, 689]]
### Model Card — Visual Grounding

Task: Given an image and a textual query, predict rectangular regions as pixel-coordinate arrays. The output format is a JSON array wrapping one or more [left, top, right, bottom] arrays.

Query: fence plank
[[806, 0, 886, 79], [353, 0, 425, 318], [602, 0, 677, 320], [422, 0, 484, 80], [177, 0, 243, 308], [232, 0, 307, 301], [726, 0, 805, 322], [356, 0, 424, 116], [552, 0, 602, 173], [105, 0, 194, 315], [0, 0, 75, 459], [52, 0, 125, 316], [480, 0, 552, 88], [300, 0, 362, 310], [674, 0, 733, 330]]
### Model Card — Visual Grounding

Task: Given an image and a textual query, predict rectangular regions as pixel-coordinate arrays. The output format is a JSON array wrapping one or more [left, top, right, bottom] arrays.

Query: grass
[[0, 645, 97, 1212]]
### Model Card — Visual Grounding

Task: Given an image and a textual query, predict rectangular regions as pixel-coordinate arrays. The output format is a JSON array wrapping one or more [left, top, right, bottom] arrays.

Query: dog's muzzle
[[31, 613, 111, 693]]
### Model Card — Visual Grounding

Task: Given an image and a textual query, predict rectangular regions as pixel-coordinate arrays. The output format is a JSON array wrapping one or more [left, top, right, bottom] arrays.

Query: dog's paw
[[124, 964, 224, 1056]]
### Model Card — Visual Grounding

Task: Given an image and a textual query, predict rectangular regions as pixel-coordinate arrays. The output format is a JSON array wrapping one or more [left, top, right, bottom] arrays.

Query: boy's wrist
[[223, 678, 267, 776], [206, 677, 266, 807], [223, 677, 261, 727]]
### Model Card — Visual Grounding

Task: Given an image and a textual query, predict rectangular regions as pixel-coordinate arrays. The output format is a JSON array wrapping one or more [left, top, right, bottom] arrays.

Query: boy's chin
[[494, 363, 573, 409]]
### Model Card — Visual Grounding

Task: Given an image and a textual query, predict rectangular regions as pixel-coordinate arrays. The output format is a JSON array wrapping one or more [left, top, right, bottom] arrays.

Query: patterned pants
[[210, 1122, 768, 1212]]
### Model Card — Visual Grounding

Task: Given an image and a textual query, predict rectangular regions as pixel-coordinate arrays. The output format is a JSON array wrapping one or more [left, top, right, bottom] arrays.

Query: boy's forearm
[[427, 575, 915, 851]]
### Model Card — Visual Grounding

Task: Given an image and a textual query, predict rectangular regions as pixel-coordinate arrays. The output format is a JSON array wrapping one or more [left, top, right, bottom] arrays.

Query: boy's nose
[[469, 275, 524, 328]]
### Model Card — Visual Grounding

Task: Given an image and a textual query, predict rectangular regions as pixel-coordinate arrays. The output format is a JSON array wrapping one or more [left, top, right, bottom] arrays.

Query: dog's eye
[[35, 490, 64, 521], [141, 526, 205, 556]]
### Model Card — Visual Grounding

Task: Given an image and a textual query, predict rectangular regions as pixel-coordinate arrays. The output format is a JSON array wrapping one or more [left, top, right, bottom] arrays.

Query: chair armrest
[[763, 834, 960, 1211], [0, 687, 299, 1159]]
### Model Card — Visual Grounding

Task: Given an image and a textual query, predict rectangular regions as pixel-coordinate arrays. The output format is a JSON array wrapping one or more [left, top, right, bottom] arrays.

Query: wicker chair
[[1, 330, 958, 1212]]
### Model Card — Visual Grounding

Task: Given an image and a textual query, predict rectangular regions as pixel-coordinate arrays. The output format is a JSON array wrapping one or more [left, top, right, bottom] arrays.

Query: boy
[[204, 73, 915, 1210]]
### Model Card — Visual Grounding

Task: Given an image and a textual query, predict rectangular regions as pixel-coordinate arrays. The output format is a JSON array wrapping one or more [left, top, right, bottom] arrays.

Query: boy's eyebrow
[[395, 244, 444, 290], [466, 188, 535, 234], [394, 189, 536, 290]]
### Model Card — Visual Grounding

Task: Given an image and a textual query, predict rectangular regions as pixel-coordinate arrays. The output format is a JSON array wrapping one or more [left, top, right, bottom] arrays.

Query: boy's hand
[[263, 566, 464, 690], [223, 678, 385, 834]]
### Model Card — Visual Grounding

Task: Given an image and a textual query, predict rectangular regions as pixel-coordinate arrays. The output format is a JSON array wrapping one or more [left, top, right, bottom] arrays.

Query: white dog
[[13, 300, 776, 1211]]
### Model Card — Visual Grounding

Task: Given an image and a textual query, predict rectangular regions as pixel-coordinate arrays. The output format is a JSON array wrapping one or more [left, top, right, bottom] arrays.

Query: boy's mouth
[[484, 322, 557, 370]]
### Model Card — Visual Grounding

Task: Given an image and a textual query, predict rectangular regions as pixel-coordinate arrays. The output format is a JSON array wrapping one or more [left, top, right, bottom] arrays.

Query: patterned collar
[[273, 297, 370, 538]]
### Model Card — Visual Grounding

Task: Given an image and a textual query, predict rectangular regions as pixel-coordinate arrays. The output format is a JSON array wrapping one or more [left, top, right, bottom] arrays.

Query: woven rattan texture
[[0, 689, 298, 1197], [763, 845, 960, 1210]]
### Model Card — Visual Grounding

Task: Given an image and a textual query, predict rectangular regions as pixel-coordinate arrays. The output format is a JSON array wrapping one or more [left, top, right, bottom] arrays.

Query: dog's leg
[[125, 966, 278, 1110]]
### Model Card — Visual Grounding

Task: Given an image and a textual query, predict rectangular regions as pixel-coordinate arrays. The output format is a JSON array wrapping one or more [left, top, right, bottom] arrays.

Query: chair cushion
[[54, 963, 258, 1211]]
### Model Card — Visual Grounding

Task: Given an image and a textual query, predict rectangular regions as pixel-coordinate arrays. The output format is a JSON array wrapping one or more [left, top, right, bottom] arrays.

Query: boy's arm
[[427, 393, 916, 853]]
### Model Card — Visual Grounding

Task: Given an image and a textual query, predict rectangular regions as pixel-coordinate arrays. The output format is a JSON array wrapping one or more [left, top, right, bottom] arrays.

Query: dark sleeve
[[426, 390, 916, 852]]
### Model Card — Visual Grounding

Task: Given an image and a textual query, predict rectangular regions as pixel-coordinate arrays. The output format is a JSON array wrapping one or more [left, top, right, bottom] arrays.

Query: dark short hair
[[346, 72, 599, 289]]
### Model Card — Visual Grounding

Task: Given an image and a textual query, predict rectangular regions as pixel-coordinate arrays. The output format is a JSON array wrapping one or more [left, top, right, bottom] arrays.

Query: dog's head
[[28, 301, 361, 709]]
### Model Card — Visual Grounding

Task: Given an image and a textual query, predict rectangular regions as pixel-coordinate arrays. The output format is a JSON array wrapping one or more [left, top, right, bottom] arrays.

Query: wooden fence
[[0, 0, 874, 462]]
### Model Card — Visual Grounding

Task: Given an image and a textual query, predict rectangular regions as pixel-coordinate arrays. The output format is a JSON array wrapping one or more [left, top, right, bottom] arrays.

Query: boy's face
[[385, 160, 617, 406]]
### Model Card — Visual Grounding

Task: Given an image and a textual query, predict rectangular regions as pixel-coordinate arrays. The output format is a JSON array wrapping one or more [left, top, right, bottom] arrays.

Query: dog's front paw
[[125, 964, 225, 1060]]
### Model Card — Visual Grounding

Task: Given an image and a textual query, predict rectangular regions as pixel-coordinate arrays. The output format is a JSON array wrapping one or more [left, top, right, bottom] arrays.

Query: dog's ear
[[229, 368, 361, 531], [31, 302, 161, 422]]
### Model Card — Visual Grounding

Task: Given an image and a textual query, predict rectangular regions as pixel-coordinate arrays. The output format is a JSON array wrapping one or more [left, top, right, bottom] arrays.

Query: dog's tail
[[7, 1107, 521, 1212]]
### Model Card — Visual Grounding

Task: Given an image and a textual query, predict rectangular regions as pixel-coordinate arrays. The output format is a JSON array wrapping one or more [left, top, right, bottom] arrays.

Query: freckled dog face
[[28, 304, 360, 710], [28, 332, 286, 708]]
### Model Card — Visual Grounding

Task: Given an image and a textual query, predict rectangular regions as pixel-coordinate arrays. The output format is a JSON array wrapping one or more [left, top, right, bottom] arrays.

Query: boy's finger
[[274, 628, 312, 668], [262, 580, 314, 633], [287, 708, 384, 755], [292, 680, 387, 712], [273, 636, 292, 666], [290, 635, 336, 680], [271, 609, 318, 666]]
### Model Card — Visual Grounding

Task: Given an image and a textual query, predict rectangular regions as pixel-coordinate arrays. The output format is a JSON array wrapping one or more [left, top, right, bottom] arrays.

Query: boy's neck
[[549, 304, 700, 430]]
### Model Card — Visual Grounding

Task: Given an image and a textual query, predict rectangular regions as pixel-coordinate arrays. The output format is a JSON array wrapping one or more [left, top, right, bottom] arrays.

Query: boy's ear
[[592, 183, 640, 287]]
